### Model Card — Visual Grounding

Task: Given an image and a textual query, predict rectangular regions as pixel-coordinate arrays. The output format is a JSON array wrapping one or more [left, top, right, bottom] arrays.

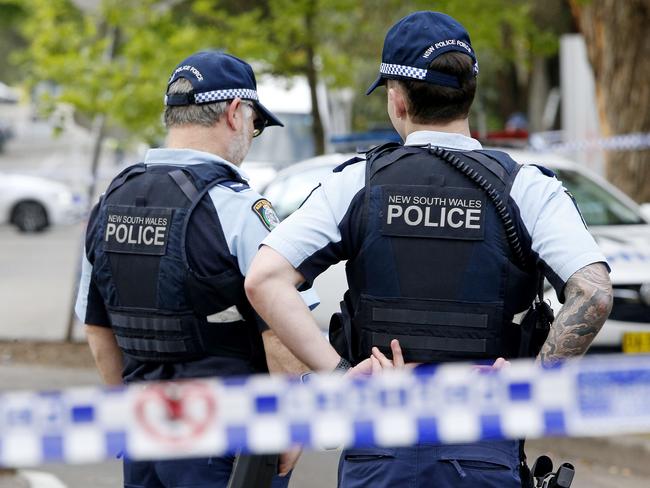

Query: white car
[[0, 172, 86, 232], [262, 150, 650, 354]]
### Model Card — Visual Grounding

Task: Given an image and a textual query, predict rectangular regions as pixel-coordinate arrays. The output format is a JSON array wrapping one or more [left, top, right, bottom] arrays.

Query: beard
[[226, 109, 253, 165]]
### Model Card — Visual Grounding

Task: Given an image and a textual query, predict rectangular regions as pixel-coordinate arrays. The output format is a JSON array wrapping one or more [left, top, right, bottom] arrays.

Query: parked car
[[262, 150, 650, 353], [0, 172, 86, 232]]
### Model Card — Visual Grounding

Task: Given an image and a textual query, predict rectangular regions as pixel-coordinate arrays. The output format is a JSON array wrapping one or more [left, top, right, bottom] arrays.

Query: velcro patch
[[380, 185, 485, 240], [252, 199, 280, 231], [103, 205, 172, 255]]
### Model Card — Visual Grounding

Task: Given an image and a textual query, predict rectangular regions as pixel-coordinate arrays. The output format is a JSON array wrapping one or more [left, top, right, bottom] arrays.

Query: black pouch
[[518, 276, 554, 358], [329, 294, 354, 362]]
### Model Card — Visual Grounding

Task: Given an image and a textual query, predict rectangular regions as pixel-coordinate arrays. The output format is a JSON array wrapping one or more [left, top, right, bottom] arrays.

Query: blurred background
[[1, 1, 650, 486]]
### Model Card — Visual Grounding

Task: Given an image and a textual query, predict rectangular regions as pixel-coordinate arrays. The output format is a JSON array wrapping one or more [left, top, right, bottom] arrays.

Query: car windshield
[[553, 168, 644, 226], [265, 165, 334, 219], [246, 113, 315, 166]]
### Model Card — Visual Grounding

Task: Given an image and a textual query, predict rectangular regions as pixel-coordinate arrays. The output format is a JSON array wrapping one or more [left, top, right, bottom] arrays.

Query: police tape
[[2, 354, 650, 468], [529, 132, 650, 153]]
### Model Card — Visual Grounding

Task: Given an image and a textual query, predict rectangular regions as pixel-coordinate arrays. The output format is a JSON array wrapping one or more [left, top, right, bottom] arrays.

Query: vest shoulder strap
[[104, 163, 146, 197]]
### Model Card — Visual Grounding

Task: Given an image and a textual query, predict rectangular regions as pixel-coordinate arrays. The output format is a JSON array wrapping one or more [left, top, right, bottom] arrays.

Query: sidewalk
[[528, 435, 650, 478]]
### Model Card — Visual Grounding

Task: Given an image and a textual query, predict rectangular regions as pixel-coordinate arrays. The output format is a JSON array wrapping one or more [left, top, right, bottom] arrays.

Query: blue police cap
[[165, 51, 283, 127], [366, 11, 479, 95]]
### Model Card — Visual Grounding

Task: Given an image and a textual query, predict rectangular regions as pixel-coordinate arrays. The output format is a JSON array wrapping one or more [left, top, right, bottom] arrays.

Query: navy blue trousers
[[123, 456, 291, 488], [338, 441, 523, 488]]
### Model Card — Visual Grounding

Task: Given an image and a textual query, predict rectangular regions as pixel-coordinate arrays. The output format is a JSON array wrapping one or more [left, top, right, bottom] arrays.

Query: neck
[[402, 118, 471, 139], [165, 125, 237, 165]]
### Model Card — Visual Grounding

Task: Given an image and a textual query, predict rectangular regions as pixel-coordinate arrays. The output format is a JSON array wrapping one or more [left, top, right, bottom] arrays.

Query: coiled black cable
[[430, 146, 527, 268]]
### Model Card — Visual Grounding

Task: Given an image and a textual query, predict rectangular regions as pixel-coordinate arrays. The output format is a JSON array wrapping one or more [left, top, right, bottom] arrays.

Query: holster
[[329, 294, 354, 362]]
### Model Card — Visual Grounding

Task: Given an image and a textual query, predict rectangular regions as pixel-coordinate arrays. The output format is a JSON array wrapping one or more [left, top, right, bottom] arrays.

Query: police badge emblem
[[252, 199, 280, 231]]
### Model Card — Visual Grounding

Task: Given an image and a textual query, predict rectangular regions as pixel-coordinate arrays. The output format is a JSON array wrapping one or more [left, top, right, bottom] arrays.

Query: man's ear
[[226, 97, 242, 131], [388, 86, 408, 120]]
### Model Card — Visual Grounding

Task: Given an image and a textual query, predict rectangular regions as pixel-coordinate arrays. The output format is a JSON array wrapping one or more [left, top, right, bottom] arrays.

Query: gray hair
[[163, 78, 229, 128]]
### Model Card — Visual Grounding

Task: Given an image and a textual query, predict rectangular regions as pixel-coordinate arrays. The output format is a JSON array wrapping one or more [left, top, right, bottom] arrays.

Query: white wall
[[560, 34, 605, 174]]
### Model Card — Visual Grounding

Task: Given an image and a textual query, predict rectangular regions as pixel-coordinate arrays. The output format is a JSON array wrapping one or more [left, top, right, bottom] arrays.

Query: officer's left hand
[[278, 447, 302, 476]]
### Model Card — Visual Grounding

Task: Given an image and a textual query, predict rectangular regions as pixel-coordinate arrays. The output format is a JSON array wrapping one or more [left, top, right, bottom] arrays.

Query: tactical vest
[[339, 144, 538, 364], [88, 162, 265, 366]]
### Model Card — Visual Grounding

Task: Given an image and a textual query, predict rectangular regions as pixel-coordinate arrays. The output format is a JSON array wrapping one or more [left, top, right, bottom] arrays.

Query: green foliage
[[0, 0, 28, 84], [13, 0, 567, 142], [18, 0, 216, 143]]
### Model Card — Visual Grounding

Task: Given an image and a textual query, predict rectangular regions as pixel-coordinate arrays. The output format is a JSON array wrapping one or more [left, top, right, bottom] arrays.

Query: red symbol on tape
[[134, 381, 217, 445]]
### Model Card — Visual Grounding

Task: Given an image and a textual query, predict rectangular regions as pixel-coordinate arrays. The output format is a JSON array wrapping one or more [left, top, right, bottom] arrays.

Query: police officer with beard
[[245, 11, 613, 488], [75, 51, 312, 488]]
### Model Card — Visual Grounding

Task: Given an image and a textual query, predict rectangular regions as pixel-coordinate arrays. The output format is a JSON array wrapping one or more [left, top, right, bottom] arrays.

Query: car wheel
[[11, 201, 49, 232]]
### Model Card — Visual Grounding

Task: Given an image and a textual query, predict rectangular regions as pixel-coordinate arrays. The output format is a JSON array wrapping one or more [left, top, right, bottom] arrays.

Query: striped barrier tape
[[529, 131, 650, 153], [2, 354, 650, 467]]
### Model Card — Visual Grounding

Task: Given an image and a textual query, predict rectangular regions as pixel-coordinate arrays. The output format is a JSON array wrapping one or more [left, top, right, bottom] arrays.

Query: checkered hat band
[[194, 88, 259, 104], [380, 62, 427, 80]]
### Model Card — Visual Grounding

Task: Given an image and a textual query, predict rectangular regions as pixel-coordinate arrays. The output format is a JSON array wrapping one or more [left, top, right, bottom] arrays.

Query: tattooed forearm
[[538, 262, 613, 366]]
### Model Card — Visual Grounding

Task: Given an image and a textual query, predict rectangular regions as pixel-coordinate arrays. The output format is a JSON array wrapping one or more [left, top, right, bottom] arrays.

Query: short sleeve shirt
[[262, 131, 608, 299], [74, 148, 318, 380]]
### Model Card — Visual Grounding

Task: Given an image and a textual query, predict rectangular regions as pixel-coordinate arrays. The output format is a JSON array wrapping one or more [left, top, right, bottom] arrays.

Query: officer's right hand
[[472, 357, 511, 373], [370, 339, 406, 371], [346, 339, 412, 376]]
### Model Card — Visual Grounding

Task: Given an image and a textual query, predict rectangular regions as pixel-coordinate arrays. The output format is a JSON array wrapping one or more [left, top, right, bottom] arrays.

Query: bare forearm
[[538, 263, 613, 365], [262, 330, 310, 375], [245, 247, 340, 371], [248, 276, 339, 371], [86, 325, 124, 386]]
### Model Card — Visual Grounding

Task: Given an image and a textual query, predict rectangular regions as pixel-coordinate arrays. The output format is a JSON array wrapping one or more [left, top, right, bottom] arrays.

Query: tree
[[570, 0, 650, 202], [0, 0, 27, 85], [15, 0, 565, 154], [192, 0, 364, 155]]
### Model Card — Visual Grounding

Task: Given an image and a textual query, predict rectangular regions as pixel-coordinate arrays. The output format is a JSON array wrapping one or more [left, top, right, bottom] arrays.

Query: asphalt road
[[0, 224, 86, 341]]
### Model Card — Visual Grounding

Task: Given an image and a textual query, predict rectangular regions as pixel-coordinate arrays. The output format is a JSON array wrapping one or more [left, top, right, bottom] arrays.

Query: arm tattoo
[[538, 263, 613, 366]]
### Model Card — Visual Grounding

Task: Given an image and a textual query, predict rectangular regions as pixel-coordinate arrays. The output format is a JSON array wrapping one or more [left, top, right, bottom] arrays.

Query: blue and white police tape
[[529, 131, 650, 153], [2, 354, 650, 467]]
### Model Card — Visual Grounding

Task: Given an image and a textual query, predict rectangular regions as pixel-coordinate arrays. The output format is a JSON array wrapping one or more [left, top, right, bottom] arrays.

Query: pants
[[124, 455, 291, 488], [338, 441, 522, 488]]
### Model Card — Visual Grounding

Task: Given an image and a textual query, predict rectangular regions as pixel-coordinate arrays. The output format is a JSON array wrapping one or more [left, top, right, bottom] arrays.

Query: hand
[[345, 340, 414, 378], [370, 339, 406, 371], [472, 357, 511, 373], [345, 356, 373, 378], [278, 447, 302, 476]]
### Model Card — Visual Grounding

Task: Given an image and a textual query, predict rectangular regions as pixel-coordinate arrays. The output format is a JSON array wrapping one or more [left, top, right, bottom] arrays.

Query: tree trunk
[[65, 26, 116, 341], [304, 0, 325, 156], [570, 0, 650, 203]]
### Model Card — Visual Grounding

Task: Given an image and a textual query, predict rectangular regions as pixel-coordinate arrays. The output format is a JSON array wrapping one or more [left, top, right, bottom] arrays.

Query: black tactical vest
[[339, 144, 538, 364], [87, 162, 265, 366]]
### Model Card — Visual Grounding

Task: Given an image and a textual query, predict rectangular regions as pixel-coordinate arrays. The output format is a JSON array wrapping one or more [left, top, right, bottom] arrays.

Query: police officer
[[75, 51, 311, 488], [245, 11, 613, 488]]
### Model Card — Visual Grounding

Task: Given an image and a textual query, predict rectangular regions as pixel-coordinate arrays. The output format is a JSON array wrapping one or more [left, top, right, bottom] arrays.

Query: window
[[265, 166, 334, 219], [246, 113, 315, 165], [554, 169, 643, 226]]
